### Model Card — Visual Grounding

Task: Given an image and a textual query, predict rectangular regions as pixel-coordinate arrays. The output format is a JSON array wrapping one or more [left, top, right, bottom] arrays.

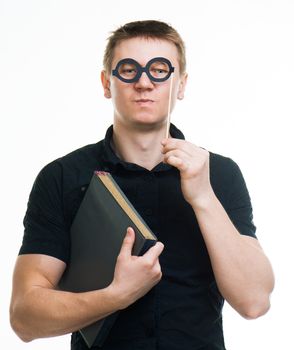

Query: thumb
[[119, 227, 135, 257]]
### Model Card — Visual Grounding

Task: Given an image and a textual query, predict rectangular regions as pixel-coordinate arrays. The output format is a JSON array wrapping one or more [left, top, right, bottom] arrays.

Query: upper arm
[[210, 154, 257, 239], [20, 161, 70, 262], [11, 254, 66, 303], [226, 159, 257, 238]]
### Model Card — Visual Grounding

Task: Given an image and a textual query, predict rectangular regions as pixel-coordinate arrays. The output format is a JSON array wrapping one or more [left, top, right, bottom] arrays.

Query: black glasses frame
[[112, 57, 175, 83]]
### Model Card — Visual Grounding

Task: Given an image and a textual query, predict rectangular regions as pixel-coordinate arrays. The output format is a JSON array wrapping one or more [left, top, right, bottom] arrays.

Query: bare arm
[[190, 192, 274, 319], [10, 228, 164, 342], [161, 138, 275, 319]]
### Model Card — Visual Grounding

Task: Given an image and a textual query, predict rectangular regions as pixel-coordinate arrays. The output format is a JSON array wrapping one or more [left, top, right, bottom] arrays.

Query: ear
[[177, 72, 188, 100], [101, 70, 112, 99]]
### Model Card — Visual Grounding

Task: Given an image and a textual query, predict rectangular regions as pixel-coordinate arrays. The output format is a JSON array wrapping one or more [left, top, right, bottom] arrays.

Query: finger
[[143, 241, 164, 262], [161, 138, 186, 147], [119, 227, 135, 258], [165, 155, 188, 172], [163, 149, 189, 160], [161, 139, 194, 156]]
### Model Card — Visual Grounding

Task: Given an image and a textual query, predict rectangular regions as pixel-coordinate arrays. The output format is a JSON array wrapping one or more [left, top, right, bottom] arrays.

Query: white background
[[1, 0, 293, 348]]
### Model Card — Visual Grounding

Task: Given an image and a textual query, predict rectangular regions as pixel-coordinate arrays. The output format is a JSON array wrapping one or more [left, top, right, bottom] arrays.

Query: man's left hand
[[161, 138, 214, 207]]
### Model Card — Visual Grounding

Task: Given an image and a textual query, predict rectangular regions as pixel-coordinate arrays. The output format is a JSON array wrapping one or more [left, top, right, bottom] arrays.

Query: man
[[10, 20, 274, 349]]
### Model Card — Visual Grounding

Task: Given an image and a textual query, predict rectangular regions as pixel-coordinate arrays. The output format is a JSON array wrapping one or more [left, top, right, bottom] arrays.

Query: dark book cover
[[59, 171, 157, 348]]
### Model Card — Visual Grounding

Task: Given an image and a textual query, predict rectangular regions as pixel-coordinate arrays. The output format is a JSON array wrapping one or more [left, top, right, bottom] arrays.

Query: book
[[58, 171, 157, 348]]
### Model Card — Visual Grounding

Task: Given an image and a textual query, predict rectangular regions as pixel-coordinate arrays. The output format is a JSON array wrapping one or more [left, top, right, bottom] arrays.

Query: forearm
[[191, 191, 274, 319], [10, 285, 119, 342], [10, 231, 164, 343]]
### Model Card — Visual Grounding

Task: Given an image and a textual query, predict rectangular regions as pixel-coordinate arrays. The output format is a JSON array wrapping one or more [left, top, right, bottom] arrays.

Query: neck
[[112, 121, 170, 171]]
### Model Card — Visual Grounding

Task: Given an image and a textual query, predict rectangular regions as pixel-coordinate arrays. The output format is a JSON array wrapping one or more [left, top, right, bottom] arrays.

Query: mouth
[[135, 99, 154, 102], [134, 99, 154, 106]]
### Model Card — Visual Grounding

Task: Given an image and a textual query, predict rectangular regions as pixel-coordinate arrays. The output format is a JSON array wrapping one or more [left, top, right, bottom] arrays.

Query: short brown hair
[[103, 20, 186, 75]]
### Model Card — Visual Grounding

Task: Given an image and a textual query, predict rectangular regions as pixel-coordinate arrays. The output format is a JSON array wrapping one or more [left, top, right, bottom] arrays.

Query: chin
[[116, 112, 167, 130], [134, 116, 166, 127], [133, 112, 166, 124], [134, 121, 166, 133]]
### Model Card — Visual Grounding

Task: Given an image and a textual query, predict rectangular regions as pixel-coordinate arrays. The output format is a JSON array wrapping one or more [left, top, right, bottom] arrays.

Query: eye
[[118, 64, 137, 77], [122, 68, 136, 74], [149, 62, 170, 78], [152, 68, 168, 74]]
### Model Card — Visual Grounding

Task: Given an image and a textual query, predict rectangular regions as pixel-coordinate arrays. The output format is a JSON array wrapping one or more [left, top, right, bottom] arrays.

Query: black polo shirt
[[20, 124, 256, 350]]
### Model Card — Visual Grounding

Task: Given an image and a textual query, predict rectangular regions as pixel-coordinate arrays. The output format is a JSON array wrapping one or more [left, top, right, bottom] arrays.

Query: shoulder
[[56, 141, 104, 170], [31, 140, 105, 201], [209, 151, 240, 177], [37, 141, 104, 179], [208, 151, 247, 201], [28, 140, 106, 227]]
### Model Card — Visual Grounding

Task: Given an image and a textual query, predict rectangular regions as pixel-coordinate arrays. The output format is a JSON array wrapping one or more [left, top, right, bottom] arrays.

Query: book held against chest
[[58, 171, 157, 348]]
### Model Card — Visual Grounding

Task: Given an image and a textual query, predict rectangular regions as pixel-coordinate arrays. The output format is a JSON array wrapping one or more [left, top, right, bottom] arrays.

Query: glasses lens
[[117, 62, 137, 81], [148, 60, 170, 80]]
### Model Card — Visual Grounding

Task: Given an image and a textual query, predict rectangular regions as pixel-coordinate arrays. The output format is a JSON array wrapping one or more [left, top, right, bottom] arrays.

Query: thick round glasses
[[112, 57, 175, 83]]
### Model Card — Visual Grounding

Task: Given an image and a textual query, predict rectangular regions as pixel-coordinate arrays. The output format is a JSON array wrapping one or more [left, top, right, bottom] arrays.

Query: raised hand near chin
[[161, 138, 214, 208]]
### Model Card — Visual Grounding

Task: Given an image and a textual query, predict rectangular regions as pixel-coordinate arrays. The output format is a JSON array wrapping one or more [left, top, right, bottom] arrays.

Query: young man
[[10, 20, 274, 349]]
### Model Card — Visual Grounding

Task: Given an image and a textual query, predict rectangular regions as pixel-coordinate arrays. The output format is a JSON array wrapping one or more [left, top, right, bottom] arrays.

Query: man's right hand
[[109, 227, 164, 310]]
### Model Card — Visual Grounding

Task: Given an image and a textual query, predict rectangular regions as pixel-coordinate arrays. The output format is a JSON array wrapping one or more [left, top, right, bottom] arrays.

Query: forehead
[[112, 37, 179, 67]]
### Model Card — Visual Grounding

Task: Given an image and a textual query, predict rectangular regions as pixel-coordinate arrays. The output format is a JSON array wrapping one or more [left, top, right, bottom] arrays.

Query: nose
[[134, 71, 154, 89]]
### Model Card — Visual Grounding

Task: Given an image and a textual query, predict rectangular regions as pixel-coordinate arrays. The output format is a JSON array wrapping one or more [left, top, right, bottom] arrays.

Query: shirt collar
[[101, 123, 185, 173]]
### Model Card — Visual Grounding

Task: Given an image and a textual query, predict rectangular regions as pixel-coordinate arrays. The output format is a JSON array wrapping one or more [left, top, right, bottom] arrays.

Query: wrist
[[190, 188, 217, 211], [105, 283, 128, 311]]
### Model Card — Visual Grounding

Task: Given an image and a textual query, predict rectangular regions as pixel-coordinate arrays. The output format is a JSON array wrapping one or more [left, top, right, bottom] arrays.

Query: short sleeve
[[19, 161, 70, 263], [226, 159, 257, 239]]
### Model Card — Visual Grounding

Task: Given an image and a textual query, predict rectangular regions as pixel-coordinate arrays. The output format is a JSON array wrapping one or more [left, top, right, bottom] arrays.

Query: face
[[101, 37, 187, 130]]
